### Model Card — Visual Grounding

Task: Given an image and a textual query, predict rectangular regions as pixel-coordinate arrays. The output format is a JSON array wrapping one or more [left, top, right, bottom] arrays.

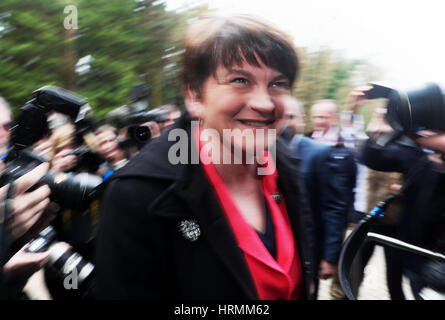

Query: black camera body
[[1, 86, 103, 211], [68, 145, 104, 173], [112, 107, 169, 151], [126, 108, 169, 125], [9, 86, 89, 153]]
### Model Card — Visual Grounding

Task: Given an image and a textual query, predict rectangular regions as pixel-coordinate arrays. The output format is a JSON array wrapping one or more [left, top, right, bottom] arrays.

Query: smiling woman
[[183, 14, 299, 171], [94, 13, 316, 300]]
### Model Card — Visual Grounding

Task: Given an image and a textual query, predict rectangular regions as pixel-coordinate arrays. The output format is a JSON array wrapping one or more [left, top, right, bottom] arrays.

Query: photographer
[[96, 125, 128, 179], [350, 84, 445, 299], [48, 123, 78, 173], [105, 103, 172, 161], [37, 119, 102, 300], [1, 87, 105, 300], [0, 97, 53, 299]]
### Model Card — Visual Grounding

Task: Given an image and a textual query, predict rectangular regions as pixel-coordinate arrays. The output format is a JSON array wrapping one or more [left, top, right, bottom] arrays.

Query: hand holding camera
[[50, 147, 77, 173], [2, 242, 49, 283], [344, 85, 374, 113], [1, 162, 52, 242]]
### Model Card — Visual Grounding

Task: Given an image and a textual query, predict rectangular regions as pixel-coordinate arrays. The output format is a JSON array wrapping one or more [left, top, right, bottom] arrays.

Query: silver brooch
[[178, 219, 201, 242], [271, 191, 282, 204]]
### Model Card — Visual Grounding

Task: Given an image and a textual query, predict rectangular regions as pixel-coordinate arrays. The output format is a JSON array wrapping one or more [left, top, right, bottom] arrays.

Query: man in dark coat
[[293, 137, 356, 273], [280, 97, 356, 297], [361, 132, 445, 299], [94, 112, 316, 299]]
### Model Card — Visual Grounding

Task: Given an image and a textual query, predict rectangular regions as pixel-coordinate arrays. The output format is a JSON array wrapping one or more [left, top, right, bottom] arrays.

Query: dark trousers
[[350, 224, 405, 300]]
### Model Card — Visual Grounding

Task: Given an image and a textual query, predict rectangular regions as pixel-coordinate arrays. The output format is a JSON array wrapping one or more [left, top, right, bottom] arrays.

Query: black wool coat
[[94, 113, 316, 300]]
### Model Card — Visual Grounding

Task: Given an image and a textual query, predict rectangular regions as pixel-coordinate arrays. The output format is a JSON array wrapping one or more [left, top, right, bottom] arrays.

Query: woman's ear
[[183, 86, 204, 119]]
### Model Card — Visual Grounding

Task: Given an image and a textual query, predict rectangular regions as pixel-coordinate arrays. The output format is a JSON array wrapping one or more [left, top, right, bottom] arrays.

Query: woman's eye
[[270, 81, 289, 89], [230, 78, 249, 85]]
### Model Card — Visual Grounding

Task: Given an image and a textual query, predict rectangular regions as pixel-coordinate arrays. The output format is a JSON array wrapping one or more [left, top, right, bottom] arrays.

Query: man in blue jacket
[[280, 96, 357, 297]]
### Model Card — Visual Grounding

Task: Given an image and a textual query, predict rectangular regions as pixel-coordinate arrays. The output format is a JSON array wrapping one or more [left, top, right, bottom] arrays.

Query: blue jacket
[[290, 135, 357, 264]]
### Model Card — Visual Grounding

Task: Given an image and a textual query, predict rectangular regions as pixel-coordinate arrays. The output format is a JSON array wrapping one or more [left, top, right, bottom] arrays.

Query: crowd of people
[[0, 95, 181, 299], [1, 13, 445, 300]]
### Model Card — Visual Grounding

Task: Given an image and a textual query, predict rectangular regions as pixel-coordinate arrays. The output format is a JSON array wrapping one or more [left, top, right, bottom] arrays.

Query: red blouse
[[196, 128, 303, 300]]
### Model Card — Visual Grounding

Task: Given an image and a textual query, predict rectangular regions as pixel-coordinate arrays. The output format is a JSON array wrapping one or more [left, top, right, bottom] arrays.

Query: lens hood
[[386, 82, 445, 132]]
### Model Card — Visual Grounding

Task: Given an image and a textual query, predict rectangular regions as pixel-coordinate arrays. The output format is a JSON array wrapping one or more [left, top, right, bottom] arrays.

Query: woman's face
[[195, 60, 291, 160], [97, 129, 121, 163]]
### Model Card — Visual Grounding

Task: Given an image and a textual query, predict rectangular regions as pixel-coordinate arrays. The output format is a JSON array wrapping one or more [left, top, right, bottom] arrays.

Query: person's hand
[[389, 183, 402, 194], [345, 85, 373, 113], [33, 138, 53, 161], [319, 260, 338, 280], [411, 130, 445, 154], [0, 163, 51, 241], [50, 147, 77, 172], [2, 243, 49, 282], [19, 201, 58, 243]]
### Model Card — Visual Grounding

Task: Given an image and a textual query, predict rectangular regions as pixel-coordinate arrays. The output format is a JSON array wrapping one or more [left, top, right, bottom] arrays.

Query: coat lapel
[[275, 141, 315, 298], [125, 113, 257, 298], [172, 163, 258, 299]]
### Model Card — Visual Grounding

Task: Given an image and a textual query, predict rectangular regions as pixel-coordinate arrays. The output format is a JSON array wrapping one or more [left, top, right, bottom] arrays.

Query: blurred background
[[0, 0, 444, 129]]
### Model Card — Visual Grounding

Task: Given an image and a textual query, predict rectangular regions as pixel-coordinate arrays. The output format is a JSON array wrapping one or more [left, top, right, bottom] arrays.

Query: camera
[[108, 106, 169, 151], [42, 171, 102, 211], [126, 107, 169, 125], [67, 145, 104, 173], [365, 82, 445, 132], [105, 84, 169, 151], [386, 83, 445, 133], [118, 125, 152, 150], [26, 225, 95, 298], [0, 86, 104, 211], [8, 86, 89, 151]]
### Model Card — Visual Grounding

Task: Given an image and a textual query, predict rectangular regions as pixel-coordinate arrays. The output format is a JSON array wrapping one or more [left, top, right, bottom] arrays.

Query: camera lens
[[386, 83, 445, 132], [40, 171, 102, 210], [26, 225, 57, 253], [135, 126, 150, 141], [48, 242, 95, 288]]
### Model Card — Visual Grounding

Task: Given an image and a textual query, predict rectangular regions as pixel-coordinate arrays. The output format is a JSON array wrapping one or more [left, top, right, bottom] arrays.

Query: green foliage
[[0, 0, 205, 119], [294, 47, 382, 130], [0, 0, 68, 117], [0, 1, 377, 125], [323, 59, 362, 100]]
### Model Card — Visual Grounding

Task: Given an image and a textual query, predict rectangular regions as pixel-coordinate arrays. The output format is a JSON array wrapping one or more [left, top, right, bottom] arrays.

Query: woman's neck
[[203, 138, 259, 187], [214, 161, 259, 188]]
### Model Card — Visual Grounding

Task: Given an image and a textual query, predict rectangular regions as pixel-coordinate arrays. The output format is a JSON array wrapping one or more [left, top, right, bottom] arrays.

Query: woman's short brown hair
[[182, 14, 300, 96]]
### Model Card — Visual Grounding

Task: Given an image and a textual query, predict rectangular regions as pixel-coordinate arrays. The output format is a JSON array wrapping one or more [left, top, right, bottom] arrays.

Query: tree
[[0, 0, 206, 119], [75, 0, 208, 117], [294, 47, 382, 130], [0, 0, 72, 116]]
